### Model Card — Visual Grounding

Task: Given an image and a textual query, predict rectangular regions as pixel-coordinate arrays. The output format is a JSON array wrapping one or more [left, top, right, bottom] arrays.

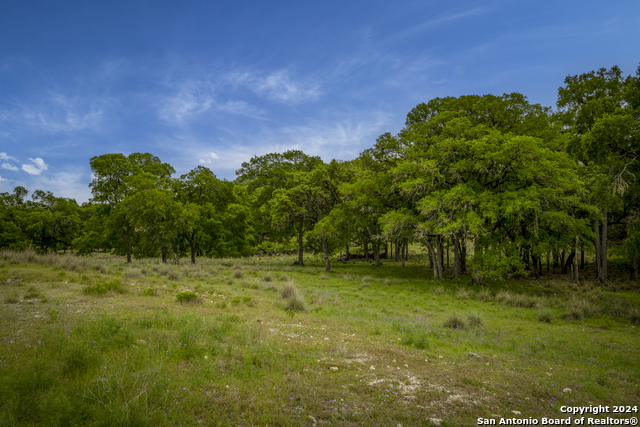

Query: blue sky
[[1, 0, 639, 203]]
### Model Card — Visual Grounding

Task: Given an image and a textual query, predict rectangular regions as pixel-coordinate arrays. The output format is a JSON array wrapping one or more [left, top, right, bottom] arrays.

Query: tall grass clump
[[83, 280, 125, 295], [280, 283, 306, 312], [444, 314, 466, 330]]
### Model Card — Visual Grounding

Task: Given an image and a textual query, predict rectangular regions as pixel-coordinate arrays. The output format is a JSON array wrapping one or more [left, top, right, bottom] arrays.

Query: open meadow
[[1, 249, 639, 426]]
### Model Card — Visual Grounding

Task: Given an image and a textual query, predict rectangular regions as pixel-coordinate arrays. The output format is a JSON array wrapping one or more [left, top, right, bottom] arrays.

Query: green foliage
[[83, 279, 125, 295], [176, 291, 198, 304]]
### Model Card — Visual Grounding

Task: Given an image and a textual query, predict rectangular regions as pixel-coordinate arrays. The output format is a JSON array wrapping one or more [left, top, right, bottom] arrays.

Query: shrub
[[467, 313, 483, 327], [537, 308, 554, 323], [431, 286, 446, 295], [444, 314, 466, 330], [232, 271, 243, 279], [231, 297, 242, 305], [456, 288, 473, 299], [628, 306, 640, 325], [263, 274, 273, 282], [285, 294, 306, 312], [280, 283, 298, 299], [143, 288, 157, 296], [477, 288, 492, 301], [168, 270, 181, 281], [83, 280, 125, 295], [176, 291, 198, 304]]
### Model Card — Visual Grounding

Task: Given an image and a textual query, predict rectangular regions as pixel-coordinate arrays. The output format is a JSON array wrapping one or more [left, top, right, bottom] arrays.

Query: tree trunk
[[562, 252, 575, 274], [322, 238, 331, 272], [401, 239, 405, 267], [424, 239, 438, 279], [472, 237, 482, 284], [446, 239, 450, 269], [631, 252, 639, 282], [594, 219, 602, 279], [435, 235, 444, 280], [461, 238, 467, 273], [162, 252, 167, 264], [572, 235, 579, 284], [453, 233, 461, 278], [374, 240, 380, 267], [532, 254, 539, 279], [601, 210, 608, 281], [190, 241, 196, 264], [580, 248, 584, 270], [365, 239, 368, 261], [127, 235, 132, 264], [274, 242, 277, 254], [395, 239, 399, 262], [345, 243, 349, 260], [297, 219, 304, 266]]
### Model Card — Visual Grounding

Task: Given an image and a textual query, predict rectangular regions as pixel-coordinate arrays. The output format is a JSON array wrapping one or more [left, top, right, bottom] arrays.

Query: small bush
[[432, 286, 446, 295], [628, 306, 640, 325], [232, 271, 243, 279], [231, 297, 242, 305], [285, 294, 307, 312], [48, 309, 58, 323], [93, 264, 107, 274], [444, 314, 466, 330], [215, 301, 227, 309], [176, 291, 198, 304], [263, 274, 273, 282], [537, 308, 554, 323], [168, 270, 181, 281], [467, 313, 483, 328], [143, 288, 157, 296], [477, 288, 492, 301], [456, 288, 473, 299], [403, 331, 430, 349], [280, 283, 298, 300], [83, 280, 125, 295]]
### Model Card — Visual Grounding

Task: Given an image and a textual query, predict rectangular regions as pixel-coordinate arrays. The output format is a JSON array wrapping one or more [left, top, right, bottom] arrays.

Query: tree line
[[1, 65, 639, 282]]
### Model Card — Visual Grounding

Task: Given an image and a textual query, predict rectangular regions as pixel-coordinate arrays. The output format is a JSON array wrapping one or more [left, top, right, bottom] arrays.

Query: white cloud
[[226, 69, 321, 103], [2, 163, 18, 171], [29, 169, 91, 203], [0, 152, 18, 161], [159, 80, 215, 124], [199, 152, 219, 164], [22, 157, 49, 175], [0, 175, 8, 182], [0, 92, 106, 133]]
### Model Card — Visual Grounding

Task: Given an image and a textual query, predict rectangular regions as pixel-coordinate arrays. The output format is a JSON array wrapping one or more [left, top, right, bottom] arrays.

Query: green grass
[[0, 249, 639, 426]]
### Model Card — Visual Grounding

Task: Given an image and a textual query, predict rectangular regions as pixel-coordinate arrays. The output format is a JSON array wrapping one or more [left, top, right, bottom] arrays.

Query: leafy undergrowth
[[0, 251, 639, 426]]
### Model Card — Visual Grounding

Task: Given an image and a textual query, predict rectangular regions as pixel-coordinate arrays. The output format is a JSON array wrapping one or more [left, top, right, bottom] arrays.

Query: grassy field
[[1, 249, 639, 426]]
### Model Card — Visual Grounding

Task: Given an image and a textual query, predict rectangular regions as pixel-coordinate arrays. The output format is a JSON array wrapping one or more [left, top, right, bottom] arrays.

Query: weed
[[143, 288, 157, 296], [537, 308, 554, 323], [176, 291, 198, 304], [49, 309, 59, 323], [83, 280, 125, 295], [285, 294, 306, 312], [280, 283, 298, 299], [432, 286, 446, 295], [444, 314, 466, 330], [467, 313, 483, 328], [231, 297, 242, 305], [262, 274, 273, 282], [456, 288, 474, 299], [215, 301, 228, 309], [168, 270, 181, 281], [232, 271, 243, 279]]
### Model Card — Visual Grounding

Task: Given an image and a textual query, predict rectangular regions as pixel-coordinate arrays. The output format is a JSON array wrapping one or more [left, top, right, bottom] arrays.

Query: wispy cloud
[[382, 5, 492, 46], [0, 152, 18, 161], [226, 69, 321, 103], [0, 92, 106, 133], [22, 157, 49, 175], [2, 163, 19, 171]]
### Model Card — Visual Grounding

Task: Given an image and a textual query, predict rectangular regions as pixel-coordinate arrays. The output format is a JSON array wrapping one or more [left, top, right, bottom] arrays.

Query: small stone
[[370, 365, 375, 370], [427, 418, 442, 426], [469, 352, 483, 359], [562, 388, 572, 393], [512, 411, 521, 415], [329, 366, 338, 371], [438, 355, 443, 359]]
